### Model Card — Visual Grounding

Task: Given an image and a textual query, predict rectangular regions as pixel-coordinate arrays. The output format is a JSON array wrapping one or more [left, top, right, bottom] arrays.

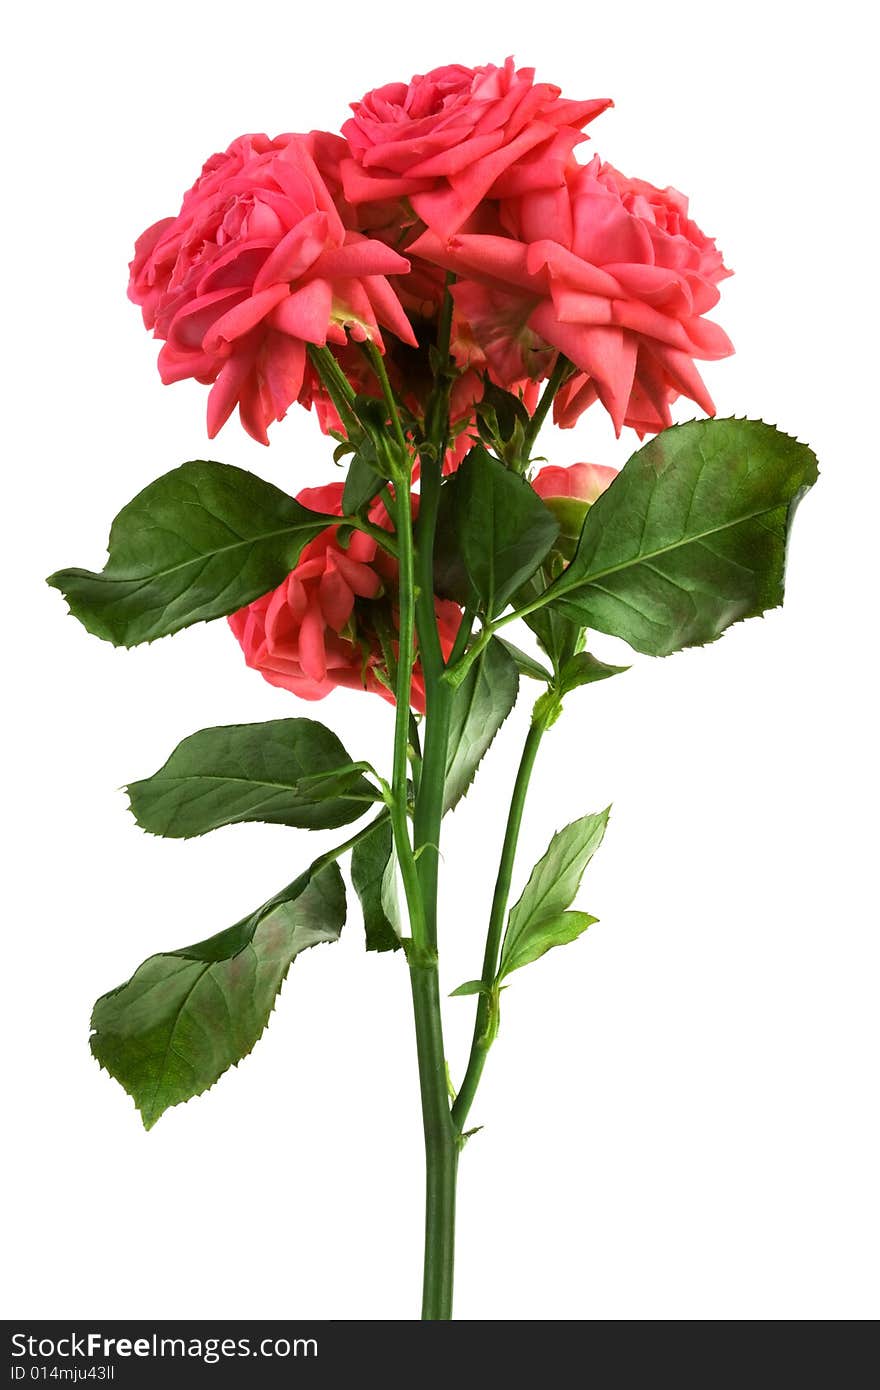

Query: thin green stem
[[447, 600, 478, 669], [443, 584, 569, 688], [306, 346, 361, 440], [520, 354, 571, 464], [365, 342, 408, 455], [346, 514, 399, 557], [309, 808, 391, 877], [308, 343, 357, 404], [452, 708, 551, 1132]]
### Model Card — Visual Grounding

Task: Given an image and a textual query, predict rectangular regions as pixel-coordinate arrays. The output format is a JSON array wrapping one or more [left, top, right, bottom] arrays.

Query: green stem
[[452, 708, 550, 1132], [310, 808, 391, 877], [447, 600, 478, 668], [306, 344, 361, 439], [443, 586, 565, 689], [347, 515, 399, 557], [365, 342, 408, 455], [385, 478, 425, 948], [410, 961, 458, 1319], [412, 282, 456, 948], [308, 342, 357, 403], [404, 280, 458, 1317], [377, 400, 456, 1318], [520, 354, 571, 464]]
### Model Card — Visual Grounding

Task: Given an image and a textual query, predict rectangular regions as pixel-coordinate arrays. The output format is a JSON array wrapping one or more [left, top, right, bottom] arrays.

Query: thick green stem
[[410, 962, 458, 1319], [412, 444, 450, 953], [385, 462, 455, 1318], [452, 709, 550, 1131], [404, 282, 460, 1317], [385, 476, 425, 947]]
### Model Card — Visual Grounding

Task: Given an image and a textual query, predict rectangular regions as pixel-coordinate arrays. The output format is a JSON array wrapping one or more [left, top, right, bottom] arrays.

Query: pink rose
[[341, 58, 611, 239], [228, 483, 460, 709], [409, 155, 733, 434], [128, 132, 416, 444]]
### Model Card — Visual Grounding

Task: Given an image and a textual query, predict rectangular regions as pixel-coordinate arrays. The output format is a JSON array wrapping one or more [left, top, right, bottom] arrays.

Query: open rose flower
[[128, 132, 416, 444], [410, 156, 733, 434], [228, 483, 461, 707], [341, 59, 610, 239]]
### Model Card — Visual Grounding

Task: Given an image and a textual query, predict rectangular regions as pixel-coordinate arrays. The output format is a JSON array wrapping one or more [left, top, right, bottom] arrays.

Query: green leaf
[[47, 461, 335, 647], [495, 637, 554, 684], [127, 719, 377, 838], [544, 419, 818, 657], [433, 475, 472, 605], [342, 448, 387, 514], [445, 637, 519, 811], [449, 979, 488, 997], [478, 381, 531, 443], [350, 817, 403, 952], [499, 809, 609, 979], [516, 552, 585, 672], [558, 652, 630, 695], [501, 911, 598, 979], [443, 446, 560, 616], [522, 588, 584, 671], [90, 862, 346, 1129]]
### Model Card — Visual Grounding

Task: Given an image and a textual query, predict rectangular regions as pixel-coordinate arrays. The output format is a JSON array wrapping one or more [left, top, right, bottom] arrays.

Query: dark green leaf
[[342, 449, 387, 514], [476, 383, 532, 463], [439, 447, 560, 616], [558, 652, 630, 695], [445, 638, 519, 811], [449, 979, 488, 997], [433, 475, 472, 605], [350, 817, 403, 952], [544, 419, 818, 656], [495, 637, 554, 684], [499, 809, 609, 979], [479, 381, 531, 441], [519, 560, 584, 671], [47, 460, 335, 647], [90, 863, 346, 1129], [127, 719, 377, 838]]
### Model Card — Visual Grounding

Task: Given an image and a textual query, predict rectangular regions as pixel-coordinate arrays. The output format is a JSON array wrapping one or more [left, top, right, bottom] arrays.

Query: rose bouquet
[[48, 59, 816, 1320]]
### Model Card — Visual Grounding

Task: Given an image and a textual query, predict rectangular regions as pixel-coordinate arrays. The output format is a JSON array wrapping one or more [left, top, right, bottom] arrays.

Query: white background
[[3, 0, 877, 1322]]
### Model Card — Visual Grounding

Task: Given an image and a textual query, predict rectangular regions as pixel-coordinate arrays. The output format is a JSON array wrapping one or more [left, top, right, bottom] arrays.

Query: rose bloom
[[128, 132, 416, 444], [229, 483, 461, 708], [410, 155, 732, 434], [341, 58, 610, 239]]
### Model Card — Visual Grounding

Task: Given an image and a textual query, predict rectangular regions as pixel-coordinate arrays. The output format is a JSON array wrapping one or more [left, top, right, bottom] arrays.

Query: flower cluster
[[128, 58, 732, 703]]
